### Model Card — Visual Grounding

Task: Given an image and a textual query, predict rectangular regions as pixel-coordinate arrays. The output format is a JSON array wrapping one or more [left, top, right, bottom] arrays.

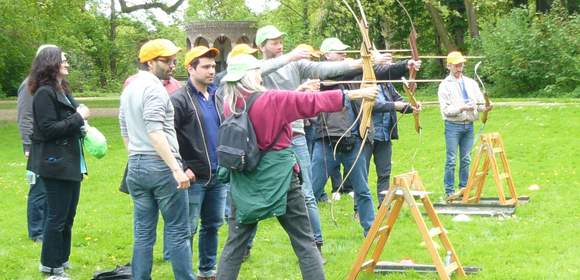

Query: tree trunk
[[512, 0, 528, 7], [561, 0, 578, 13], [379, 19, 392, 49], [110, 0, 117, 78], [536, 0, 552, 12], [302, 0, 309, 42], [464, 0, 480, 39], [424, 1, 456, 52]]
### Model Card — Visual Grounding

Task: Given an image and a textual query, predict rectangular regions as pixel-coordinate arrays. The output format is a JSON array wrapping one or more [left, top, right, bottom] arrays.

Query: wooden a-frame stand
[[437, 133, 528, 216], [348, 171, 468, 280], [447, 133, 525, 205]]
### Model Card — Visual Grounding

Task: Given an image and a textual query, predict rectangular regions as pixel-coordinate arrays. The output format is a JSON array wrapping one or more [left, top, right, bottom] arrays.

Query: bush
[[479, 5, 579, 97]]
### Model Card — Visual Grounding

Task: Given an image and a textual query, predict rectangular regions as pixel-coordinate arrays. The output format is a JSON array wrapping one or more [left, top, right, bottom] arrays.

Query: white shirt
[[437, 74, 485, 122]]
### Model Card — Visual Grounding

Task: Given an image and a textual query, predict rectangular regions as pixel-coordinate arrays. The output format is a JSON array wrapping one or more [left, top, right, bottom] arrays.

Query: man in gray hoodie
[[17, 44, 58, 243]]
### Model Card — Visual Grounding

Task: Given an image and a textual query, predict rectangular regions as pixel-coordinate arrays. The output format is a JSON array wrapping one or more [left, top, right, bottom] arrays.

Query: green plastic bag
[[84, 125, 108, 159]]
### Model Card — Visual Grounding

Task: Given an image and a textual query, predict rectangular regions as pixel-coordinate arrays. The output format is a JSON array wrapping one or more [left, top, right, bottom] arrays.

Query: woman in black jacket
[[27, 46, 90, 277]]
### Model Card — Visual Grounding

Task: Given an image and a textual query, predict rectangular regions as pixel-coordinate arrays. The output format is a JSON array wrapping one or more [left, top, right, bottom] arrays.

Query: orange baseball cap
[[183, 46, 219, 68], [227, 44, 258, 62], [446, 51, 467, 65], [139, 39, 181, 63], [296, 44, 322, 58]]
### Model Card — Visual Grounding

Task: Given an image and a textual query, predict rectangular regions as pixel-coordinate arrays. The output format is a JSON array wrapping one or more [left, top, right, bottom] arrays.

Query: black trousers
[[40, 177, 81, 269]]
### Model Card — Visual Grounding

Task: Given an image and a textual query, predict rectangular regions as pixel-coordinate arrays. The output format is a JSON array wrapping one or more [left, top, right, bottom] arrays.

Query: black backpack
[[217, 93, 282, 172]]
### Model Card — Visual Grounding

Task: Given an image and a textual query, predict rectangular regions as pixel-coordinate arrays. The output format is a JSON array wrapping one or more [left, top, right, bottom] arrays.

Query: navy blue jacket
[[171, 82, 221, 180]]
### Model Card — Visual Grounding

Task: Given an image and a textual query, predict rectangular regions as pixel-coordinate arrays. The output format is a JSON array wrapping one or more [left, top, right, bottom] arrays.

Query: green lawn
[[0, 101, 579, 279]]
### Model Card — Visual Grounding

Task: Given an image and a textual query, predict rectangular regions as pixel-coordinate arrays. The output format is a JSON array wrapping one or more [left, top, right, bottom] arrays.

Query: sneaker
[[62, 261, 71, 270], [348, 191, 354, 198], [45, 274, 70, 280], [331, 192, 341, 201]]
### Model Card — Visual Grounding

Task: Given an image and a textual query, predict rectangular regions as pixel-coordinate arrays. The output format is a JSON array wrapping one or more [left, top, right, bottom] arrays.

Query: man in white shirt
[[437, 51, 492, 198]]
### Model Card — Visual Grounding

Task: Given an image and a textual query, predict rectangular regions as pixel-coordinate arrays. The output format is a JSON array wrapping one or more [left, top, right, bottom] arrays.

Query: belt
[[445, 120, 473, 125]]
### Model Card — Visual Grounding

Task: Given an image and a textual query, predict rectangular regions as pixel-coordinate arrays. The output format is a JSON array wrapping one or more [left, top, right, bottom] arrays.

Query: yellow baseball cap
[[183, 46, 220, 68], [447, 51, 467, 65], [139, 39, 181, 63], [295, 44, 321, 58], [227, 44, 258, 63]]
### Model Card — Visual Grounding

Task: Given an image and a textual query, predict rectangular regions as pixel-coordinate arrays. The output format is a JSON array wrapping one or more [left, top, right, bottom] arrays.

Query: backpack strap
[[244, 92, 262, 111], [244, 92, 284, 152], [264, 127, 284, 152]]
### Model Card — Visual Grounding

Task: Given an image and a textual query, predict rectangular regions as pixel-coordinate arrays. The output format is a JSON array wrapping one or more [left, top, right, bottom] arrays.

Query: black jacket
[[28, 85, 85, 182], [315, 61, 409, 141], [171, 82, 222, 180]]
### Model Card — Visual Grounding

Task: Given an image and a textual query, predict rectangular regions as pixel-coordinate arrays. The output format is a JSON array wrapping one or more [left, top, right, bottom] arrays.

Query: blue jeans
[[127, 155, 195, 280], [291, 135, 323, 245], [311, 138, 375, 234], [444, 121, 474, 195], [364, 140, 392, 205], [304, 124, 315, 157], [187, 178, 226, 277], [27, 171, 47, 241]]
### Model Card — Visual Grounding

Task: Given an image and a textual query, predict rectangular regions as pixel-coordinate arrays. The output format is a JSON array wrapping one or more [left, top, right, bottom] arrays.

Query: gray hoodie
[[17, 77, 33, 154], [262, 59, 355, 134]]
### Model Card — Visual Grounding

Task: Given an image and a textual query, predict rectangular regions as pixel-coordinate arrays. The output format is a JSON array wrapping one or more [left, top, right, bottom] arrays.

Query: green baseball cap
[[223, 54, 261, 83], [320, 37, 350, 54], [255, 25, 286, 46]]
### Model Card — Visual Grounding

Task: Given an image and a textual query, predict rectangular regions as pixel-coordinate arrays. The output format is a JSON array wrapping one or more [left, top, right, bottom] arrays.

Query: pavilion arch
[[186, 21, 257, 71], [213, 36, 232, 72]]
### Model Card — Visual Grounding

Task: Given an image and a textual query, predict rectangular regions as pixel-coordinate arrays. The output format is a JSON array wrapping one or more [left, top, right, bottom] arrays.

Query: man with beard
[[119, 39, 195, 280]]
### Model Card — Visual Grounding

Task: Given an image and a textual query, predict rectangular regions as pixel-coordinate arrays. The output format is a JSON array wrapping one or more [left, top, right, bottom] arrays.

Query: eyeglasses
[[156, 57, 177, 66]]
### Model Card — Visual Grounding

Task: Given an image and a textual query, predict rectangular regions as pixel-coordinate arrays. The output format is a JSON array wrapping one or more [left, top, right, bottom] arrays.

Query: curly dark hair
[[28, 46, 70, 95]]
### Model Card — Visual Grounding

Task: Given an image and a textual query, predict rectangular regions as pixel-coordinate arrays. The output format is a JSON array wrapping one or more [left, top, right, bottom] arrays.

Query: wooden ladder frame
[[449, 132, 518, 205], [348, 171, 466, 280]]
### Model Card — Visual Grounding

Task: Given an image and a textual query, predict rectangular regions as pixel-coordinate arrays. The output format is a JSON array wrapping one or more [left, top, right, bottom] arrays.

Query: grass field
[[0, 101, 579, 279]]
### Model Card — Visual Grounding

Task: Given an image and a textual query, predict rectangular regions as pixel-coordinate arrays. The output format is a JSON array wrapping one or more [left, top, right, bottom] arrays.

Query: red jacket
[[224, 89, 344, 150]]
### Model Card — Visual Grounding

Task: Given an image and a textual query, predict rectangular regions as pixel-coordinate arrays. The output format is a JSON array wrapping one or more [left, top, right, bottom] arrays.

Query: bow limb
[[395, 0, 421, 134], [474, 61, 490, 125], [329, 1, 376, 225], [355, 0, 376, 140]]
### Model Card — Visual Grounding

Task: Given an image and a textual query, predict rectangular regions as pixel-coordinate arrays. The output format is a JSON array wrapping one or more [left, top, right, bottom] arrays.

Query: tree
[[464, 0, 480, 38], [118, 0, 186, 13]]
